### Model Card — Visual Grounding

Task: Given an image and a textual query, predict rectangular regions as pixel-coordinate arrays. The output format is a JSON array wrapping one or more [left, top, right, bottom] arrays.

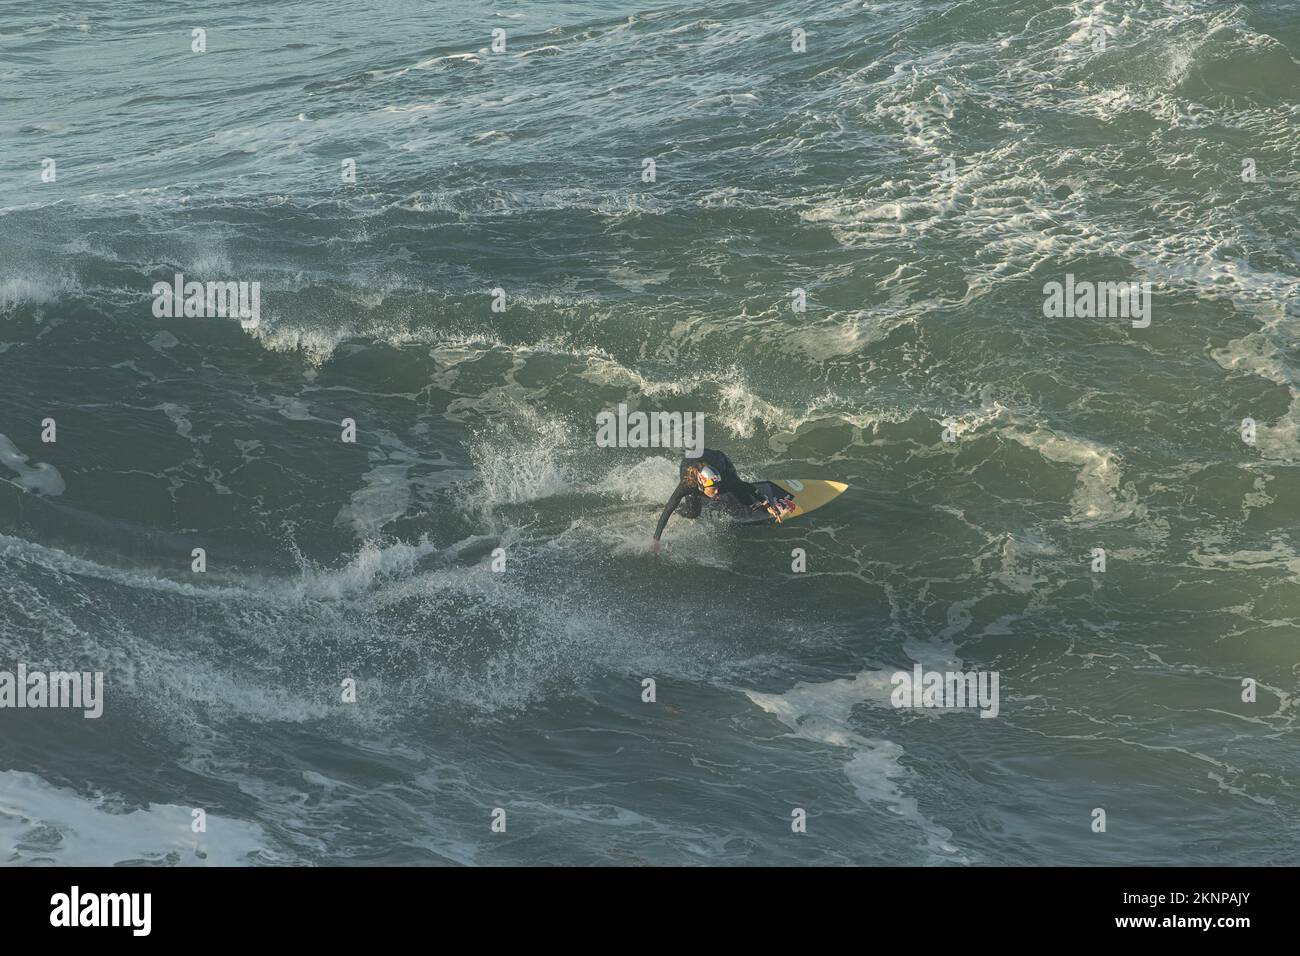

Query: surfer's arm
[[729, 477, 789, 519], [728, 477, 763, 507], [653, 481, 689, 542]]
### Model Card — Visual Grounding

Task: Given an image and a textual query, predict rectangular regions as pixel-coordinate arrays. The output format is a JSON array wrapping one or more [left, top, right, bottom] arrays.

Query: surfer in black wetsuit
[[650, 448, 794, 552]]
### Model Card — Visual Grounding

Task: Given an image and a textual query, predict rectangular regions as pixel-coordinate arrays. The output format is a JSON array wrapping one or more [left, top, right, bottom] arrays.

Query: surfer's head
[[690, 463, 722, 497]]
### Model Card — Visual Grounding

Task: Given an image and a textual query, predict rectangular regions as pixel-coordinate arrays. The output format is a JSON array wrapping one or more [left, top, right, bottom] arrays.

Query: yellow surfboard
[[766, 479, 849, 522]]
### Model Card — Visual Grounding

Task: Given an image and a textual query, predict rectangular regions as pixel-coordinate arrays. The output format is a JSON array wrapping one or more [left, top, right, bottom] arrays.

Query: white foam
[[1209, 303, 1300, 461], [0, 275, 71, 312], [0, 433, 65, 496], [464, 409, 574, 514], [744, 670, 966, 863], [1002, 425, 1141, 524], [0, 770, 270, 865], [334, 430, 420, 538]]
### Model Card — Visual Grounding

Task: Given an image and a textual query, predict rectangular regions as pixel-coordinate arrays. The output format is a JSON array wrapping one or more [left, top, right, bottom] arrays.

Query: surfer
[[650, 448, 794, 552]]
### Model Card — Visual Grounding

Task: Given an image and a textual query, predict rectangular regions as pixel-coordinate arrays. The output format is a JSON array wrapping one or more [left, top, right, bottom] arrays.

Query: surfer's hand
[[766, 497, 793, 521], [649, 538, 662, 554]]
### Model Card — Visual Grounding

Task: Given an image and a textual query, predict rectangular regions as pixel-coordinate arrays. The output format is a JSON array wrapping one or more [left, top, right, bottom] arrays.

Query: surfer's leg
[[751, 481, 792, 503]]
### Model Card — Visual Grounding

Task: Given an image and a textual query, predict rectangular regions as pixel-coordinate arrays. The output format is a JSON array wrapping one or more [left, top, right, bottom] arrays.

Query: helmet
[[696, 464, 721, 489]]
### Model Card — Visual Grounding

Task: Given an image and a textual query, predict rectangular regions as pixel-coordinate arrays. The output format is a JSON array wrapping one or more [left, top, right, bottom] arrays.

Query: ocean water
[[1, 0, 1297, 866]]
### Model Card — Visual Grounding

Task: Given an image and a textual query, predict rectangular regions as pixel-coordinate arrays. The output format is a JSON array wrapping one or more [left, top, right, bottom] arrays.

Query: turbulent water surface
[[1, 0, 1298, 865]]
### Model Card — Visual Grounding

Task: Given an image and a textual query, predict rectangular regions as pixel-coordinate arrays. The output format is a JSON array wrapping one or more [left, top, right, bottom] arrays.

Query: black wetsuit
[[653, 448, 765, 542]]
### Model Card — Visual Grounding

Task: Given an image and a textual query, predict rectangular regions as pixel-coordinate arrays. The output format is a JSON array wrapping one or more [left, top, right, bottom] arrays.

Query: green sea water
[[1, 0, 1297, 865]]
